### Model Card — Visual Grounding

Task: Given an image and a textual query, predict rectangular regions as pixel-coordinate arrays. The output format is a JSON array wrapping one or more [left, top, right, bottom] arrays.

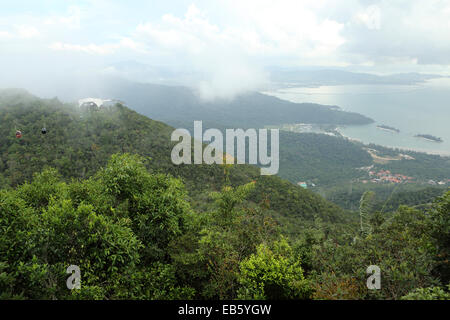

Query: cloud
[[133, 4, 271, 100], [0, 25, 39, 40], [3, 0, 450, 98], [127, 2, 349, 98], [339, 0, 450, 65], [135, 5, 226, 55], [43, 5, 82, 29], [49, 42, 118, 55], [353, 4, 381, 30], [0, 30, 12, 39], [15, 25, 40, 38], [49, 38, 148, 55], [218, 0, 346, 61], [196, 54, 269, 101], [135, 1, 346, 65]]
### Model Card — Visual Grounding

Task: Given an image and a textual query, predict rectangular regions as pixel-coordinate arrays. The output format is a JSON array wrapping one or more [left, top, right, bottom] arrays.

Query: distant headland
[[415, 134, 443, 142], [377, 124, 400, 133]]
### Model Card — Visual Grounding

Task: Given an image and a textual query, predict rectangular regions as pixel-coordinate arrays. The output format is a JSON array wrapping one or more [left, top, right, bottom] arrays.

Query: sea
[[264, 78, 450, 156]]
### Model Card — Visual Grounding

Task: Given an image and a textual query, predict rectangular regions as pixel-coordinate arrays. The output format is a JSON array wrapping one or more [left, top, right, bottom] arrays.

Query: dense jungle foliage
[[0, 89, 448, 299]]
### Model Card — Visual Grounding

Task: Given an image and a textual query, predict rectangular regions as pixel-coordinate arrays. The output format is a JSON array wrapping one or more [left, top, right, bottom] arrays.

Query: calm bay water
[[264, 78, 450, 156]]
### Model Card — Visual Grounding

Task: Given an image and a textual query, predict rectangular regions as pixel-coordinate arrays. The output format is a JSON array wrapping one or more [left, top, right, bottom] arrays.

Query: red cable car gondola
[[16, 130, 22, 138]]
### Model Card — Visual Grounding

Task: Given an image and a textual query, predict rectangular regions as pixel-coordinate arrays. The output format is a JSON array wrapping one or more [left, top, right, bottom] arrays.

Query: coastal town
[[365, 169, 414, 184], [297, 168, 449, 189], [358, 167, 449, 186]]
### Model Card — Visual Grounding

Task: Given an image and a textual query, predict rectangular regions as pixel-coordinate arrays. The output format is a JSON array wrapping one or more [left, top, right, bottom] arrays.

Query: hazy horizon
[[2, 0, 450, 100]]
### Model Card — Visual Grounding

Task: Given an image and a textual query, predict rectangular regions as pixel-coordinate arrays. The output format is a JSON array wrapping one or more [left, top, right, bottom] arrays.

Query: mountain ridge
[[0, 88, 347, 225], [33, 76, 374, 128]]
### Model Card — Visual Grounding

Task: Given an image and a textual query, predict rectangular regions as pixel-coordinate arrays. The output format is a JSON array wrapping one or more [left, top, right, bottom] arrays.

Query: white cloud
[[0, 30, 12, 39], [133, 4, 271, 99], [49, 42, 118, 55], [43, 6, 82, 29], [0, 25, 40, 40], [197, 61, 268, 101], [216, 0, 345, 63], [131, 3, 346, 98], [135, 5, 221, 54], [4, 0, 450, 97], [15, 25, 40, 38], [0, 6, 81, 44], [49, 37, 148, 55], [341, 0, 450, 65], [354, 5, 381, 30]]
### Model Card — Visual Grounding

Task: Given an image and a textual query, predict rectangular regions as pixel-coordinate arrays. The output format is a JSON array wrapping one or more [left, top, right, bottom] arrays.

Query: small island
[[377, 124, 400, 133], [415, 134, 443, 142]]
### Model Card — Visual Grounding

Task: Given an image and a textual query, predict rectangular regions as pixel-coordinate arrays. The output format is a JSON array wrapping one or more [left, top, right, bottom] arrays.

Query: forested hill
[[0, 88, 345, 223], [1, 89, 449, 301], [53, 77, 373, 128]]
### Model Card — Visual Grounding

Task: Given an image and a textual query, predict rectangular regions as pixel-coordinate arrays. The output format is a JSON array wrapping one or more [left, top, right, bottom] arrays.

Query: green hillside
[[0, 88, 345, 224], [0, 89, 448, 300]]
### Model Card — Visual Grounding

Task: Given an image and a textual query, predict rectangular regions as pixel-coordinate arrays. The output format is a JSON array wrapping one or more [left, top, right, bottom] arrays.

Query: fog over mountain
[[1, 1, 450, 303]]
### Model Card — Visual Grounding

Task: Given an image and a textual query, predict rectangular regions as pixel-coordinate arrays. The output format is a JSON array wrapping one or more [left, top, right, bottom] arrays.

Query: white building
[[78, 98, 125, 108]]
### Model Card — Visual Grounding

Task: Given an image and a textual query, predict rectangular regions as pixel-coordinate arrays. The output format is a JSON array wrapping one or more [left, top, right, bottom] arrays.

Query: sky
[[1, 0, 450, 99]]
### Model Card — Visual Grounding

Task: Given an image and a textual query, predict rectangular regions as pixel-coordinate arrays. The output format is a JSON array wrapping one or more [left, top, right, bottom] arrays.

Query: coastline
[[262, 83, 450, 158], [335, 127, 450, 157], [376, 126, 399, 134]]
